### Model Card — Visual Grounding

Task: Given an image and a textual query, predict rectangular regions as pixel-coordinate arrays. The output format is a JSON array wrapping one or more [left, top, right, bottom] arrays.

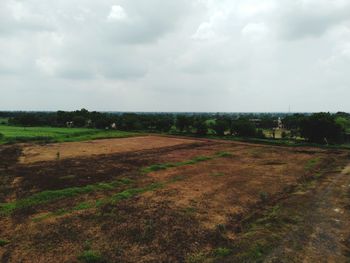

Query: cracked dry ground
[[0, 136, 349, 262]]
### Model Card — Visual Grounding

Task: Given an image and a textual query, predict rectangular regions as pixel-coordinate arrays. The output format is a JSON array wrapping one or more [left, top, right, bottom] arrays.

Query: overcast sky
[[1, 0, 350, 112]]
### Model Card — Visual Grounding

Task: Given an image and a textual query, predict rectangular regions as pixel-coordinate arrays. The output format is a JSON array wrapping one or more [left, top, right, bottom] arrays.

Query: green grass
[[0, 178, 133, 216], [78, 250, 105, 263], [142, 151, 232, 173], [0, 125, 140, 144], [32, 182, 164, 221], [110, 183, 164, 203]]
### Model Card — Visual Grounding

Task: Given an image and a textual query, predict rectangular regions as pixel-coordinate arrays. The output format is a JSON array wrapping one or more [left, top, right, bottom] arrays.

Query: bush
[[0, 132, 4, 140]]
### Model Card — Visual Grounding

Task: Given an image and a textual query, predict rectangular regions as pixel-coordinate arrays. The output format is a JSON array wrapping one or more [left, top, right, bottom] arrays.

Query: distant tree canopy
[[193, 118, 208, 135], [212, 117, 230, 136], [175, 115, 193, 133], [2, 110, 348, 144], [299, 113, 345, 144], [231, 118, 257, 137]]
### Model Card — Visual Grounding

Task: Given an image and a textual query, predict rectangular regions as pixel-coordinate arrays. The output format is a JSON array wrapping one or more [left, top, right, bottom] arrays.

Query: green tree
[[212, 118, 229, 136], [193, 120, 208, 135], [232, 119, 256, 137], [299, 113, 344, 144], [72, 116, 86, 127], [175, 115, 192, 132]]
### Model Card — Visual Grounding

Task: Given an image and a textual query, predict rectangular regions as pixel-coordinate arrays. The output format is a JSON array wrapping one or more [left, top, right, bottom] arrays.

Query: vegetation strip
[[0, 178, 133, 216], [141, 151, 232, 173], [32, 182, 164, 221], [0, 125, 140, 145]]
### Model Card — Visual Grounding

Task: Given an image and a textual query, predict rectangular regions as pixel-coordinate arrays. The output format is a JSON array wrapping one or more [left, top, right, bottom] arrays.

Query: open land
[[0, 135, 349, 262]]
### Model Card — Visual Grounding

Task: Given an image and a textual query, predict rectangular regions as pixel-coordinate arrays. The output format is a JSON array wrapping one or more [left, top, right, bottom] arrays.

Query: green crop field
[[0, 125, 140, 144]]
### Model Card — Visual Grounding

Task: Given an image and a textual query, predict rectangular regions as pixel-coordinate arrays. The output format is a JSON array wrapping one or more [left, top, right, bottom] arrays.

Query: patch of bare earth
[[19, 136, 200, 164]]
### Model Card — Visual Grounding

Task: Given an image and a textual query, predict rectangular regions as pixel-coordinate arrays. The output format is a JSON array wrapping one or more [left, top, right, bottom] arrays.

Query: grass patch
[[78, 250, 105, 263], [0, 125, 140, 145], [111, 183, 164, 203], [0, 239, 10, 247], [0, 178, 133, 216], [33, 182, 164, 221], [215, 151, 233, 158], [142, 152, 233, 174]]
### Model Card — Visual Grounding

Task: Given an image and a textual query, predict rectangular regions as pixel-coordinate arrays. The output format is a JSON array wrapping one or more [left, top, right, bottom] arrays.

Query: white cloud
[[192, 22, 215, 40], [107, 5, 127, 21], [35, 57, 58, 76], [241, 22, 269, 41]]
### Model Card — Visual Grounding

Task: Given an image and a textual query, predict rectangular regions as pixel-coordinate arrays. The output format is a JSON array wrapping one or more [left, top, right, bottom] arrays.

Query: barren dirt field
[[0, 136, 349, 262], [19, 136, 198, 164]]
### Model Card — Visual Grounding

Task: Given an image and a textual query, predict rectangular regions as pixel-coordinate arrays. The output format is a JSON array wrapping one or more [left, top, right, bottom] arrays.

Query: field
[[0, 125, 139, 144], [0, 135, 349, 262]]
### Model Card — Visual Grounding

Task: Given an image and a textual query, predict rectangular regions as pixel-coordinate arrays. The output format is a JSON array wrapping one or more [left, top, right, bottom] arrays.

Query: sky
[[1, 0, 350, 112]]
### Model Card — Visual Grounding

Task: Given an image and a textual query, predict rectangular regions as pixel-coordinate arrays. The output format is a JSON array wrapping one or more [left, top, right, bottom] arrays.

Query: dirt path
[[265, 163, 350, 262]]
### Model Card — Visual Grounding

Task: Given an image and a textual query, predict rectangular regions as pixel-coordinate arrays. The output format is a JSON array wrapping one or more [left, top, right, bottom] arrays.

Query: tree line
[[1, 110, 349, 145]]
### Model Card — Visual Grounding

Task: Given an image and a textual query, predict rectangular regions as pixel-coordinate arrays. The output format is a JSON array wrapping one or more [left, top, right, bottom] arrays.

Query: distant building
[[277, 117, 283, 129], [66, 121, 74, 128]]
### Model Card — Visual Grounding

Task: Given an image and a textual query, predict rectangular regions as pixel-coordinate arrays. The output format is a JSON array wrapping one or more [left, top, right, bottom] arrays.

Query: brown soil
[[0, 136, 349, 262], [19, 136, 199, 164]]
